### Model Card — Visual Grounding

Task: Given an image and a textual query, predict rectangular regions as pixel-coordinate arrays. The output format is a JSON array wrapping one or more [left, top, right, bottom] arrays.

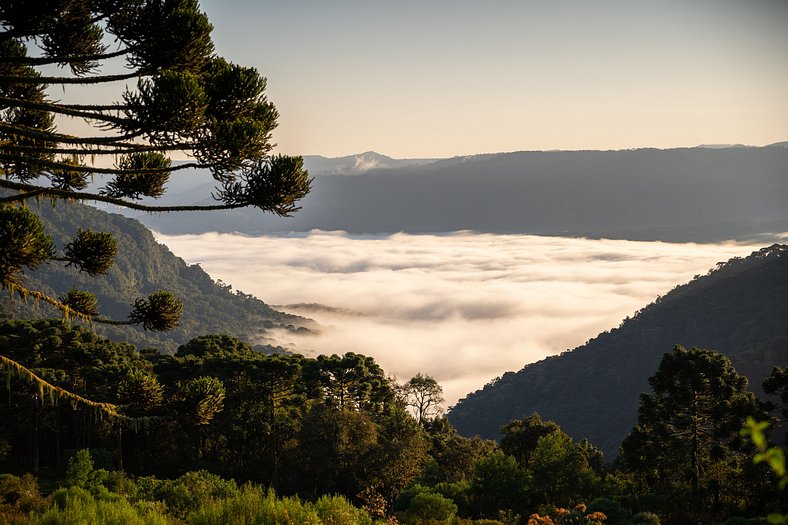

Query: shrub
[[631, 512, 660, 525], [42, 486, 169, 525], [403, 492, 458, 524], [588, 498, 626, 525], [313, 494, 373, 525], [0, 473, 44, 514], [156, 470, 238, 518], [188, 485, 321, 525], [65, 450, 94, 488], [394, 484, 433, 512]]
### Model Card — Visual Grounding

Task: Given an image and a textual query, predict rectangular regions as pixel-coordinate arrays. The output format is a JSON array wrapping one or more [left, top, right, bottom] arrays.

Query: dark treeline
[[1, 319, 785, 524]]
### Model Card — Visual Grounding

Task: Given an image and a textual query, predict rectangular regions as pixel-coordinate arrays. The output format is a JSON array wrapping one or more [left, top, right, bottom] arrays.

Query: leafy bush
[[432, 481, 471, 516], [41, 486, 169, 525], [188, 485, 321, 525], [395, 484, 433, 512], [588, 497, 627, 525], [403, 492, 458, 524], [313, 494, 373, 525], [65, 450, 94, 488], [96, 470, 139, 498], [0, 473, 44, 515], [631, 512, 660, 525], [155, 470, 238, 518]]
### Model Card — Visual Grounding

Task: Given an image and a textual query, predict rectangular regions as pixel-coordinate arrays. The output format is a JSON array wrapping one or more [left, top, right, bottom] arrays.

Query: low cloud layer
[[155, 231, 768, 407]]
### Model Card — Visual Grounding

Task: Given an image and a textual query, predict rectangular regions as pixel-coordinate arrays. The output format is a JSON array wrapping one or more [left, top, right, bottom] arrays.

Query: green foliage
[[188, 485, 320, 525], [621, 346, 766, 520], [106, 153, 172, 200], [313, 494, 373, 525], [0, 473, 44, 514], [403, 492, 458, 524], [39, 486, 170, 525], [176, 377, 225, 426], [63, 229, 118, 276], [65, 449, 94, 489], [469, 450, 530, 518], [500, 413, 560, 467], [117, 369, 164, 413], [742, 418, 786, 487], [129, 291, 184, 332], [630, 512, 661, 525], [59, 288, 99, 316], [741, 418, 788, 525], [587, 498, 627, 525], [153, 470, 238, 519], [528, 431, 600, 507], [0, 205, 54, 285]]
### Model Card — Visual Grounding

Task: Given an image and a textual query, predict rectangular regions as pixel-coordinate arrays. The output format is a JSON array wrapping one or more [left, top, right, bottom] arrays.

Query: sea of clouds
[[155, 231, 770, 408]]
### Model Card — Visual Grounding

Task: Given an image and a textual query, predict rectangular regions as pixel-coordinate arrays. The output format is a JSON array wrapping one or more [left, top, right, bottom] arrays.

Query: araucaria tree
[[0, 0, 311, 327], [621, 345, 766, 521]]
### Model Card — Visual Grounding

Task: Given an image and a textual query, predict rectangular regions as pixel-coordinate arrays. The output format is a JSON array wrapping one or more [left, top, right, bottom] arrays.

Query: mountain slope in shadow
[[447, 244, 788, 457]]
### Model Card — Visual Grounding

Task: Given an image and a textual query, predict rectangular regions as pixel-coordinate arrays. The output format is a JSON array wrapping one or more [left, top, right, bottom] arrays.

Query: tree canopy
[[0, 0, 311, 329], [621, 345, 768, 522]]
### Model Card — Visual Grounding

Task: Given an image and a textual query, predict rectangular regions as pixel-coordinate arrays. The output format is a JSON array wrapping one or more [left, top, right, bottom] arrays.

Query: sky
[[190, 0, 788, 158], [155, 231, 768, 407]]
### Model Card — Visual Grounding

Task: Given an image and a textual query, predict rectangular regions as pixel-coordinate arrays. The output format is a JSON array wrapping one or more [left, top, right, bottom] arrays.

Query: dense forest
[[0, 318, 785, 524], [449, 244, 788, 457]]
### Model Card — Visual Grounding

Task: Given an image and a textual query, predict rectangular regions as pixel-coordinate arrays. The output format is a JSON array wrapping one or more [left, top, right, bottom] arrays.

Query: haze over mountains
[[106, 145, 788, 243]]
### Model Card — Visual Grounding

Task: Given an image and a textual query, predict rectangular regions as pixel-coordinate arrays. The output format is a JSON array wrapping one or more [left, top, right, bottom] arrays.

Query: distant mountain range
[[0, 199, 315, 353], [99, 145, 788, 243], [447, 244, 788, 458], [303, 151, 439, 175]]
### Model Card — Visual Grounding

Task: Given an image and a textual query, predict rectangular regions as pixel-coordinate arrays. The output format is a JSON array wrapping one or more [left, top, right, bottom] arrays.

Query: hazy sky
[[192, 0, 788, 158], [156, 231, 767, 406]]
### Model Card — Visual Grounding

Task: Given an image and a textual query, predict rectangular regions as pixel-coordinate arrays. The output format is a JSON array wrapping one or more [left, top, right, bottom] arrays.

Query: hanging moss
[[0, 354, 119, 416], [0, 356, 165, 431]]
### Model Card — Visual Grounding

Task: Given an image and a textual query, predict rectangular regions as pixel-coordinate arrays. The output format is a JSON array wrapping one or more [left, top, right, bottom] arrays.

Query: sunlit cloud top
[[155, 230, 766, 406]]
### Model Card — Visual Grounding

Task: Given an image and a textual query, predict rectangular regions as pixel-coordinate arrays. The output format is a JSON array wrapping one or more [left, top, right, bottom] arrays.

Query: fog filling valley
[[155, 231, 771, 408]]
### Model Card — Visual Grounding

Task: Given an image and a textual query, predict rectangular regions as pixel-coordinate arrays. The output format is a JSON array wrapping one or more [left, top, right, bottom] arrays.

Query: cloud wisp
[[155, 231, 766, 407]]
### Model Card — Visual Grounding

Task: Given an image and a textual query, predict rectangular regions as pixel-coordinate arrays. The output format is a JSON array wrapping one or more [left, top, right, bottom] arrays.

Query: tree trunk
[[116, 424, 123, 471], [30, 397, 40, 473]]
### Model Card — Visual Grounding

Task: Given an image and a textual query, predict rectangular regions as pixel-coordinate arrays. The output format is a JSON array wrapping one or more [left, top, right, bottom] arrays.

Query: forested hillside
[[448, 244, 788, 457], [0, 199, 313, 353]]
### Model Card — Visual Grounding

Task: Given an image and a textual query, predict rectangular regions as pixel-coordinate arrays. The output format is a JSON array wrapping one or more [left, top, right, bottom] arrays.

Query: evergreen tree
[[621, 345, 766, 521], [0, 0, 310, 328]]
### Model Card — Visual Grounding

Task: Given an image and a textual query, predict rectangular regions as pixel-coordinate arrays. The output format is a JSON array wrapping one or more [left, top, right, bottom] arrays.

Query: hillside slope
[[123, 147, 788, 242], [447, 244, 788, 457], [0, 199, 314, 353]]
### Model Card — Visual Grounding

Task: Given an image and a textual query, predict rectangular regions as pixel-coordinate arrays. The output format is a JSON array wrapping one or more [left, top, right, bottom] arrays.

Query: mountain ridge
[[104, 146, 788, 243]]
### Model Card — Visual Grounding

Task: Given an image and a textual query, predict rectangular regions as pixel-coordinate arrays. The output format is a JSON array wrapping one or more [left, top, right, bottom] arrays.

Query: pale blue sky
[[193, 0, 788, 158], [51, 1, 788, 158]]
